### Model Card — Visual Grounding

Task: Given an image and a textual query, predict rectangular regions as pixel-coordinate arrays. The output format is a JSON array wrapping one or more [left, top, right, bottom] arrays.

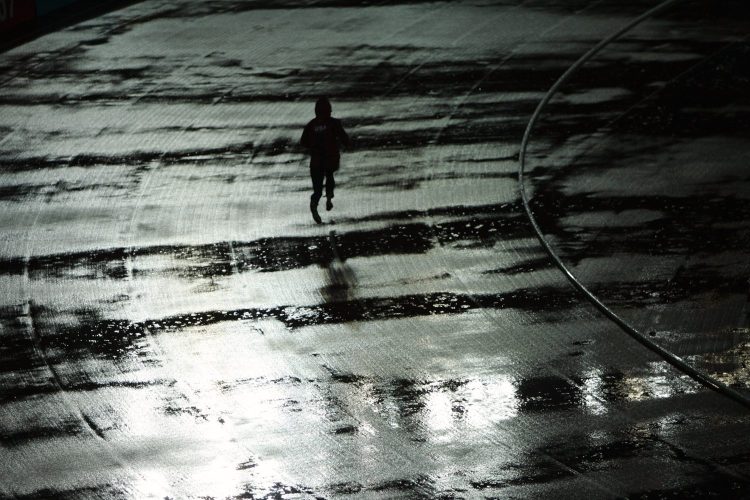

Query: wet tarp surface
[[0, 1, 749, 498]]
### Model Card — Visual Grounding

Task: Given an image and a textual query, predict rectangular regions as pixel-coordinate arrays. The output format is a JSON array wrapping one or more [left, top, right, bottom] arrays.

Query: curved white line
[[517, 0, 750, 410]]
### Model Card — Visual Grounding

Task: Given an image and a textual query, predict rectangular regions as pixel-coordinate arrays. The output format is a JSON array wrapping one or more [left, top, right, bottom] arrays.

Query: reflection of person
[[300, 97, 350, 224]]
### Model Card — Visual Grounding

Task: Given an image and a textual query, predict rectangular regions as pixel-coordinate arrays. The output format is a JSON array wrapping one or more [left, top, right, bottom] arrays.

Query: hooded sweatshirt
[[300, 99, 350, 167]]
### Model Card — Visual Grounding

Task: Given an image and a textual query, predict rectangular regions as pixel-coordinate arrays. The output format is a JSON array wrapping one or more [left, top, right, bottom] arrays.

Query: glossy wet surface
[[1, 1, 749, 498]]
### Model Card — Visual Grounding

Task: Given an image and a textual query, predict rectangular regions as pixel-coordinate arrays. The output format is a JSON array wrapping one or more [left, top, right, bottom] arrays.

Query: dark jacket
[[300, 114, 350, 171]]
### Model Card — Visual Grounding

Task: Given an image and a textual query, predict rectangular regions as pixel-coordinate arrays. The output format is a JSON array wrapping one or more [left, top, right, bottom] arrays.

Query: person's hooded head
[[315, 97, 332, 119]]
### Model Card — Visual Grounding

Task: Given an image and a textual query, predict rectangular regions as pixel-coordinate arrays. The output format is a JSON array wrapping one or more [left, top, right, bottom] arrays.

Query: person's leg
[[310, 165, 324, 206], [325, 158, 337, 211], [325, 169, 335, 211], [310, 163, 324, 223]]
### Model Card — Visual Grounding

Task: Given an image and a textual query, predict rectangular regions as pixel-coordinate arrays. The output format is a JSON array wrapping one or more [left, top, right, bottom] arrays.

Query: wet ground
[[1, 0, 749, 498]]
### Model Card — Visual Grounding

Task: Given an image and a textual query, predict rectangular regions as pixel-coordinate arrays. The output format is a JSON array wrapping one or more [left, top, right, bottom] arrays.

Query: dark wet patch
[[6, 193, 747, 314], [0, 419, 84, 447], [611, 41, 750, 138], [483, 257, 553, 275], [396, 271, 452, 285], [0, 110, 516, 171], [131, 0, 528, 22], [529, 37, 750, 144], [0, 203, 530, 279], [435, 378, 469, 392], [0, 139, 258, 172], [218, 375, 304, 393], [281, 287, 577, 328], [516, 35, 750, 384], [0, 178, 136, 203], [236, 481, 320, 500], [369, 474, 436, 499], [335, 201, 518, 224], [282, 399, 302, 412], [534, 0, 750, 22], [715, 451, 750, 468], [0, 316, 44, 373], [538, 421, 744, 483], [354, 170, 517, 192], [0, 184, 44, 201], [237, 459, 257, 470], [316, 387, 353, 426], [0, 380, 56, 404], [333, 424, 357, 435], [524, 34, 750, 332], [329, 482, 363, 495], [8, 286, 584, 364], [372, 378, 429, 418], [162, 403, 209, 421], [473, 425, 733, 493], [79, 37, 110, 47], [608, 265, 747, 307], [528, 193, 750, 265], [470, 464, 574, 490], [0, 377, 172, 404], [0, 485, 126, 500], [10, 38, 718, 103], [323, 365, 366, 385], [525, 192, 750, 317], [572, 339, 593, 346], [592, 273, 750, 309], [629, 478, 750, 500], [540, 434, 660, 473], [514, 375, 583, 412]]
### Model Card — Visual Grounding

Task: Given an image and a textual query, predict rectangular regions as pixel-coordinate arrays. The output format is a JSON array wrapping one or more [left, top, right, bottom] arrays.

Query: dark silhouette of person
[[300, 97, 350, 224]]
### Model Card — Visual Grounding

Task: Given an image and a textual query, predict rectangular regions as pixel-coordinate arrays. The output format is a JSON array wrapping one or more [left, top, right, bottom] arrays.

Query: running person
[[300, 97, 350, 224]]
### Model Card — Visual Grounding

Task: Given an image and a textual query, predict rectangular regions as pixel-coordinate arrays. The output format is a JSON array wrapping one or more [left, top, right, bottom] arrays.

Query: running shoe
[[310, 201, 322, 224]]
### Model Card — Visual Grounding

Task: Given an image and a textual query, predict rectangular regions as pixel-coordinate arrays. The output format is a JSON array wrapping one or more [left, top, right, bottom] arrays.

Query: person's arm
[[300, 123, 311, 149], [336, 119, 350, 149]]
